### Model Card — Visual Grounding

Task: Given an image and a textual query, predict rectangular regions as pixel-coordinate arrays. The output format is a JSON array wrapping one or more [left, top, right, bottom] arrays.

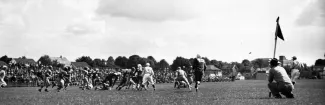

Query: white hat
[[146, 63, 150, 66]]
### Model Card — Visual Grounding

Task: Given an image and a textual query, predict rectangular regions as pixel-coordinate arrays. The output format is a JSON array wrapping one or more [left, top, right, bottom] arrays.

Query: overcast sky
[[0, 0, 324, 66]]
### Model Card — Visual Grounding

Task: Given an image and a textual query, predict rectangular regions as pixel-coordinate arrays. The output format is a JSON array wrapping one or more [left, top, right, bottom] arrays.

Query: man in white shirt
[[268, 58, 294, 98], [142, 63, 155, 90], [291, 56, 301, 85], [175, 67, 191, 90]]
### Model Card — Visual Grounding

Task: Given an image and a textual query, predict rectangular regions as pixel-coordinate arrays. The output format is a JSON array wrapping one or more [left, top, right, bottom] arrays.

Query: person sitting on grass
[[268, 58, 294, 98]]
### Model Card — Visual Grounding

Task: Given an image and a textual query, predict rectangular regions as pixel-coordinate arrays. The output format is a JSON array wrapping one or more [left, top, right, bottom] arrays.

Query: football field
[[1, 80, 325, 105]]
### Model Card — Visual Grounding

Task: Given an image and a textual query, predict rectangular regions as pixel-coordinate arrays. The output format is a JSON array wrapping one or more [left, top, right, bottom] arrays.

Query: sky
[[0, 0, 324, 66]]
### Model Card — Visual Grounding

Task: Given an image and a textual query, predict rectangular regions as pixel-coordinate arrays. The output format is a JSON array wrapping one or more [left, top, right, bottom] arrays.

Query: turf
[[1, 79, 325, 105]]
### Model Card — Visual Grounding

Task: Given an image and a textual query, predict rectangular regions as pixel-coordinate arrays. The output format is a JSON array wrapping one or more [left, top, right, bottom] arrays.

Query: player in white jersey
[[291, 56, 301, 85], [142, 63, 155, 90], [0, 66, 7, 88], [174, 67, 191, 90]]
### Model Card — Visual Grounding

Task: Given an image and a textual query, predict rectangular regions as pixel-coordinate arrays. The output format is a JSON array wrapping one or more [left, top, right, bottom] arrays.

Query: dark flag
[[275, 17, 284, 41]]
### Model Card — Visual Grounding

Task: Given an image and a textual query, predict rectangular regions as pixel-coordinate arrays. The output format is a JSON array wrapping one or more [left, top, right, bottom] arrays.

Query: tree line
[[1, 54, 317, 73]]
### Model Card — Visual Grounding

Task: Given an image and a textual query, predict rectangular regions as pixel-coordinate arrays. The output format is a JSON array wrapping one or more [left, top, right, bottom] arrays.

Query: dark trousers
[[194, 71, 203, 81], [268, 82, 293, 97]]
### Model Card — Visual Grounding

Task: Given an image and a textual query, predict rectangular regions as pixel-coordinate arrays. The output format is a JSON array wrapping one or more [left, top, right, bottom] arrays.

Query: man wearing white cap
[[0, 66, 7, 88], [142, 63, 155, 90], [268, 58, 294, 98]]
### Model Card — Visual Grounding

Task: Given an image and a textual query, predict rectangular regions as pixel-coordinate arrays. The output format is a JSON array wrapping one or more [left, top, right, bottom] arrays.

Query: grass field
[[1, 79, 325, 105]]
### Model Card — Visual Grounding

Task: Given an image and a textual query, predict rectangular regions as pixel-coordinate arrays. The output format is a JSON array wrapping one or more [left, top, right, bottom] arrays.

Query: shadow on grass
[[243, 97, 273, 99], [235, 96, 290, 100], [173, 90, 193, 94]]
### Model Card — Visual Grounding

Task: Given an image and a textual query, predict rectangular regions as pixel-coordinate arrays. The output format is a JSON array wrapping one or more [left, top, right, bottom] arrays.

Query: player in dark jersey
[[136, 64, 143, 90], [57, 68, 69, 92], [81, 67, 93, 90], [91, 68, 101, 86], [128, 67, 137, 89], [192, 54, 207, 92], [38, 66, 52, 92], [63, 66, 73, 90], [187, 66, 194, 85], [116, 69, 132, 90], [99, 71, 121, 90]]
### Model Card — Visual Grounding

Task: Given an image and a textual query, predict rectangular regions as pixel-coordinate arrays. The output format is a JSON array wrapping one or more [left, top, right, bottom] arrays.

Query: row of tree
[[2, 54, 320, 72], [74, 55, 170, 70], [73, 56, 278, 72], [0, 54, 274, 72]]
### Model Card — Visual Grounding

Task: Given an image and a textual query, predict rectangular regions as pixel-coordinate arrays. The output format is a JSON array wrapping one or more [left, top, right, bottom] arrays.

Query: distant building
[[10, 58, 37, 66], [205, 65, 222, 77], [50, 56, 71, 66], [220, 64, 234, 76], [279, 56, 294, 67], [256, 71, 268, 80], [71, 62, 90, 69]]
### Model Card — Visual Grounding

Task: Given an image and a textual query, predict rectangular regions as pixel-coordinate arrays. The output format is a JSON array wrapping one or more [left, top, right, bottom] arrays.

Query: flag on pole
[[276, 17, 284, 41]]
